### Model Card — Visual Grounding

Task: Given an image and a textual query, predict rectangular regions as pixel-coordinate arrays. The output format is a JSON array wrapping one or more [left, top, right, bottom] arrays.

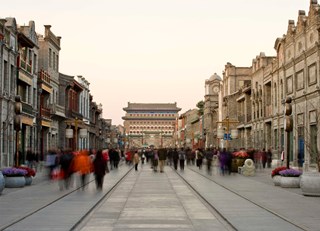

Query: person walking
[[172, 148, 179, 170], [73, 150, 92, 190], [205, 148, 213, 174], [133, 151, 140, 171], [158, 147, 167, 173], [178, 148, 186, 170], [93, 149, 107, 190], [58, 149, 74, 190], [153, 150, 159, 172], [195, 148, 203, 169]]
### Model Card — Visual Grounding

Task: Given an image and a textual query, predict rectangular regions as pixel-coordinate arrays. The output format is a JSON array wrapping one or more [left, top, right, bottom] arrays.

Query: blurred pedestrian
[[195, 148, 203, 169], [172, 148, 179, 170], [141, 151, 146, 164], [153, 149, 159, 172], [73, 150, 92, 190], [267, 148, 272, 168], [102, 149, 110, 173], [93, 149, 107, 190], [133, 151, 140, 171], [58, 149, 74, 190], [178, 148, 186, 170], [205, 148, 213, 174], [46, 149, 58, 180], [158, 147, 167, 173]]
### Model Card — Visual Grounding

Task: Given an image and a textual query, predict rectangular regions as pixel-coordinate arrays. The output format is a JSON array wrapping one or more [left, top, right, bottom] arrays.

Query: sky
[[2, 0, 311, 125]]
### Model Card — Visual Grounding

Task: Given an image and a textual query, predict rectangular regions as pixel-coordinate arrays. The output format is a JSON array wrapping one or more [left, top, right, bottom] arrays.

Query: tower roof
[[209, 73, 222, 81]]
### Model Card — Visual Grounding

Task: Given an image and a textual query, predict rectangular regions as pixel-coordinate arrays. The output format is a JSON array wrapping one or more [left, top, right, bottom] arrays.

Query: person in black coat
[[172, 148, 179, 170], [93, 150, 107, 190]]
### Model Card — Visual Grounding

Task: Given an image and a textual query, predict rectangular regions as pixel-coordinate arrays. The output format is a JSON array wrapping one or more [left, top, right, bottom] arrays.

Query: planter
[[272, 175, 281, 186], [0, 172, 5, 194], [300, 172, 320, 197], [4, 176, 26, 188], [280, 176, 300, 188], [25, 176, 33, 186], [231, 158, 245, 172]]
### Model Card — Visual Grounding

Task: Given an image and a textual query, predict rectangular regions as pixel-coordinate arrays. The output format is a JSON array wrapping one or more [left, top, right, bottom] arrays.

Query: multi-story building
[[38, 25, 62, 159], [16, 20, 39, 164], [204, 73, 222, 148], [77, 76, 90, 149], [0, 18, 18, 167], [218, 2, 320, 171], [177, 109, 202, 149], [271, 5, 320, 170], [122, 102, 181, 149], [221, 63, 251, 150]]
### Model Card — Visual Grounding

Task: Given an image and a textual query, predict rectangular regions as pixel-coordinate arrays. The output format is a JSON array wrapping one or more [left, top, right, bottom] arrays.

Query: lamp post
[[216, 116, 239, 150], [65, 117, 87, 150], [284, 96, 293, 168], [14, 96, 22, 166]]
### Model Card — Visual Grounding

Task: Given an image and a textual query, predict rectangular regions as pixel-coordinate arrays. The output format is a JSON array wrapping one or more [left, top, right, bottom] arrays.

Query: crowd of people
[[42, 146, 273, 191], [122, 146, 273, 176], [45, 148, 123, 191]]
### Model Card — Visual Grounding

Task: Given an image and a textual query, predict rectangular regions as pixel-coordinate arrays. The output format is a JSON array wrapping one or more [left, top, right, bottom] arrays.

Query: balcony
[[50, 103, 66, 118], [39, 70, 51, 85], [41, 107, 51, 119]]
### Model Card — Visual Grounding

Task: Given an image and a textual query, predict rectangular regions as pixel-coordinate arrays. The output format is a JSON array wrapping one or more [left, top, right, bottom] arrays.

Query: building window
[[296, 70, 304, 90], [308, 63, 317, 85], [286, 75, 293, 94], [56, 54, 59, 71], [53, 52, 56, 70], [49, 48, 52, 68]]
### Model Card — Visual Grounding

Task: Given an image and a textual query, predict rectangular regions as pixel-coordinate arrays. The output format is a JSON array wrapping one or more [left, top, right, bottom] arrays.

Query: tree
[[196, 100, 204, 116]]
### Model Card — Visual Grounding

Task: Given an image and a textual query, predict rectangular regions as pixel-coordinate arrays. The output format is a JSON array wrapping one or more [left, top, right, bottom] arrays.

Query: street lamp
[[216, 116, 239, 150], [14, 96, 22, 166]]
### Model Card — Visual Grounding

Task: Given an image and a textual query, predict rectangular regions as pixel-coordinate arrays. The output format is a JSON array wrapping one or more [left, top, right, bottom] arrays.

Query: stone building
[[250, 53, 275, 152], [271, 2, 320, 170], [122, 102, 181, 149], [16, 20, 39, 164], [37, 25, 62, 159], [219, 1, 320, 170], [177, 109, 203, 149], [203, 73, 222, 148], [0, 18, 18, 167], [221, 63, 251, 150]]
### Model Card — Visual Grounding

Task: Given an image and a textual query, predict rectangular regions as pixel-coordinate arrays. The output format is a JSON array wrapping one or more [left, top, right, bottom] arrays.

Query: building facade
[[122, 102, 181, 149], [0, 18, 18, 167], [204, 73, 222, 148]]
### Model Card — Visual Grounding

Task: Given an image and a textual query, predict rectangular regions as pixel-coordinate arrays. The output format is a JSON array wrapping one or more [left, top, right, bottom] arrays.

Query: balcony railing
[[50, 103, 65, 117], [39, 70, 51, 84]]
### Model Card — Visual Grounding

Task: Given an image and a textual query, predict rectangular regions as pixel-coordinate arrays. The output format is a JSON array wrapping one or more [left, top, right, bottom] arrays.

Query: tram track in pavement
[[175, 166, 308, 231], [2, 163, 133, 231]]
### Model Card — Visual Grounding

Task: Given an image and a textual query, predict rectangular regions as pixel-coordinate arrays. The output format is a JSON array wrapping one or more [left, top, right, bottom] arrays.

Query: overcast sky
[[2, 0, 310, 125]]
